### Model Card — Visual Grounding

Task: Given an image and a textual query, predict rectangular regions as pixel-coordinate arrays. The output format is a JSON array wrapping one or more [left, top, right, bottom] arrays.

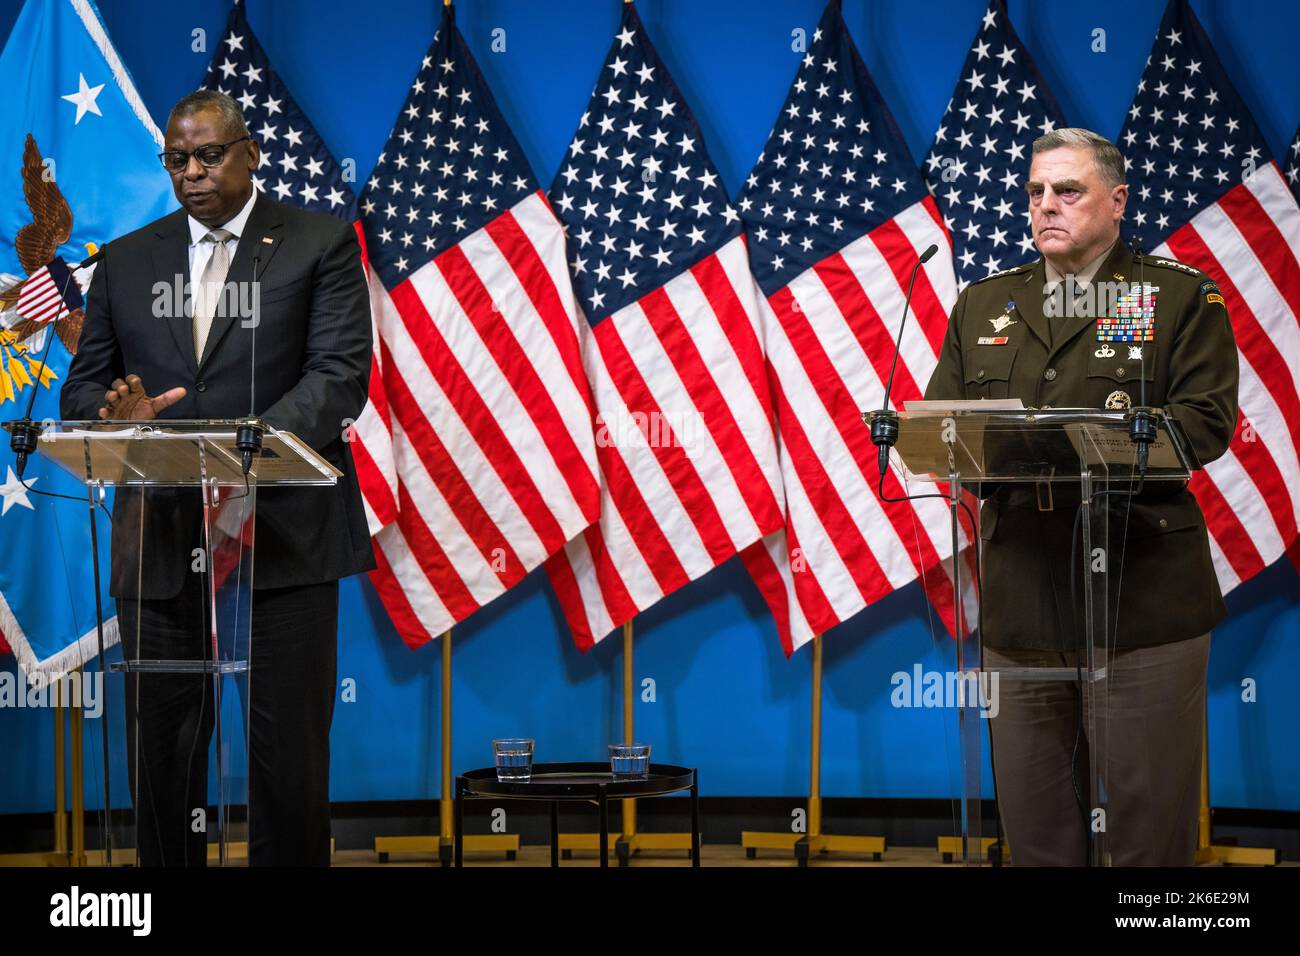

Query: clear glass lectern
[[890, 407, 1193, 866], [20, 419, 338, 866]]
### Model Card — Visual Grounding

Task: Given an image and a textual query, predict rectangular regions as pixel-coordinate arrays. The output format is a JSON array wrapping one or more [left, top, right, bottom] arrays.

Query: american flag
[[542, 3, 784, 650], [358, 6, 600, 648], [1117, 0, 1300, 592], [1286, 124, 1300, 205], [14, 256, 81, 324], [922, 0, 1065, 291], [201, 1, 356, 217], [201, 0, 399, 536], [736, 0, 964, 655]]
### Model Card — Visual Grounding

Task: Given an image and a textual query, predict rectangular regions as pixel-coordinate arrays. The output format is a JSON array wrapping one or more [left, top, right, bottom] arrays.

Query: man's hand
[[98, 374, 187, 420]]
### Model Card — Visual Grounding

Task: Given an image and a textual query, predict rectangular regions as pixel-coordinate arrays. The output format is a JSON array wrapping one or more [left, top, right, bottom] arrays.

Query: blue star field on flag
[[737, 0, 927, 298], [549, 2, 741, 323], [202, 0, 356, 219], [921, 0, 1065, 289], [1116, 0, 1276, 252], [358, 6, 537, 292], [1284, 123, 1300, 205]]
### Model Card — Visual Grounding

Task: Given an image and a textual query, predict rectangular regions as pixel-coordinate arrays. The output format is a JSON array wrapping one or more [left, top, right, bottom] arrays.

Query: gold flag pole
[[559, 618, 696, 864], [375, 629, 519, 864], [69, 679, 86, 866], [622, 620, 636, 839], [742, 635, 886, 864]]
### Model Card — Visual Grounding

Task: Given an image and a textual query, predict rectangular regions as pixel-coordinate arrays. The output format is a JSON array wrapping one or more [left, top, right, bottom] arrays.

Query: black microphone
[[1125, 238, 1156, 478], [867, 243, 939, 476], [236, 246, 264, 477], [9, 249, 100, 478], [76, 248, 105, 270]]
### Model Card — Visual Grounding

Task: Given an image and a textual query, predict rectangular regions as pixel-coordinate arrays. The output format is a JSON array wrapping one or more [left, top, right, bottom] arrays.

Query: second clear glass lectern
[[27, 419, 339, 866], [889, 406, 1193, 866]]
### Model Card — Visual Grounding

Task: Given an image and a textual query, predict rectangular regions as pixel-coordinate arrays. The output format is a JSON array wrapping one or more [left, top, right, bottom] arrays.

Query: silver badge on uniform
[[1094, 344, 1116, 358], [1128, 345, 1143, 361], [1105, 390, 1132, 410]]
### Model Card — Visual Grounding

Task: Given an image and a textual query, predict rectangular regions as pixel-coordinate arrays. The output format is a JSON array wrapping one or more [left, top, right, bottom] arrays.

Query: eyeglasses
[[158, 136, 250, 172]]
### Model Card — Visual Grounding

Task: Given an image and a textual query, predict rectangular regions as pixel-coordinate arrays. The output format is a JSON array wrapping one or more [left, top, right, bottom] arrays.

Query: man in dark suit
[[61, 90, 375, 866], [924, 128, 1238, 865]]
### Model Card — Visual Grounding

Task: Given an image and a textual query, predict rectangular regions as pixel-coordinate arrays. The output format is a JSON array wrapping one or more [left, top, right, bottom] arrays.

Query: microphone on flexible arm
[[1125, 238, 1156, 480], [235, 245, 264, 477], [867, 242, 939, 477], [9, 247, 105, 479]]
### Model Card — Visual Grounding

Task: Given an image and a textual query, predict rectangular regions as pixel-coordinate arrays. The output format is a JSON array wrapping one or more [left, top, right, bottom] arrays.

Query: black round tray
[[460, 761, 694, 800]]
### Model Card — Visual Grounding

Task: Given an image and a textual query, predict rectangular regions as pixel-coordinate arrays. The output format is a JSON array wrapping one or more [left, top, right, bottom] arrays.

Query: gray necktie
[[194, 227, 234, 362]]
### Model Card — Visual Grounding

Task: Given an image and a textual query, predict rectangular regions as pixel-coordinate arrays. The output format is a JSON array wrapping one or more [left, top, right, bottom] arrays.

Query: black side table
[[455, 762, 700, 868]]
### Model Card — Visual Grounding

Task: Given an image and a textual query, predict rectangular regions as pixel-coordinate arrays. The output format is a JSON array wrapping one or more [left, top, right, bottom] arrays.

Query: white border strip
[[70, 0, 164, 147]]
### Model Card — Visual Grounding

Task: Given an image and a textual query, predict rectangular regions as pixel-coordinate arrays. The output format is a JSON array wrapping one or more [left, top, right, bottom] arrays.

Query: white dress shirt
[[186, 187, 258, 289]]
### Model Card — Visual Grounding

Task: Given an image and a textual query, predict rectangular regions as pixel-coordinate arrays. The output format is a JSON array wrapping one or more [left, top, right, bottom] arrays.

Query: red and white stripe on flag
[[741, 200, 975, 655], [545, 235, 785, 650], [367, 192, 601, 648], [349, 221, 399, 535], [735, 1, 978, 655], [15, 264, 68, 324], [1158, 164, 1300, 590], [1114, 0, 1300, 587]]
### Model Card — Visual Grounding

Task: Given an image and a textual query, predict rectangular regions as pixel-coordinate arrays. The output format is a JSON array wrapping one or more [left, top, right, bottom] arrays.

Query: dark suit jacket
[[924, 239, 1239, 650], [60, 190, 377, 599]]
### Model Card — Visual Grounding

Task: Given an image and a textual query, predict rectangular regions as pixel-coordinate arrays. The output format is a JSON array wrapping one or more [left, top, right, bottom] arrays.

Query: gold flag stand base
[[742, 636, 886, 865], [0, 679, 87, 867], [1194, 715, 1276, 866], [560, 622, 696, 865], [374, 630, 519, 865]]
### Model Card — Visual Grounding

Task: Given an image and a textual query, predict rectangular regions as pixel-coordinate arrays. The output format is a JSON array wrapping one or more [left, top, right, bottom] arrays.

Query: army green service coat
[[923, 239, 1238, 650]]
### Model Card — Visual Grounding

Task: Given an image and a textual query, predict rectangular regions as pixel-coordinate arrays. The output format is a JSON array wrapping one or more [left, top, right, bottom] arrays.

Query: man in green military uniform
[[924, 128, 1238, 866]]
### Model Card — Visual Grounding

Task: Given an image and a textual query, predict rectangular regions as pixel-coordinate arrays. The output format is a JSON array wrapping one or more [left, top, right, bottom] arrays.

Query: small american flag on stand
[[1117, 0, 1300, 591], [359, 4, 600, 648], [543, 2, 784, 650], [736, 0, 967, 655], [201, 0, 399, 535], [922, 0, 1066, 291], [13, 256, 81, 324]]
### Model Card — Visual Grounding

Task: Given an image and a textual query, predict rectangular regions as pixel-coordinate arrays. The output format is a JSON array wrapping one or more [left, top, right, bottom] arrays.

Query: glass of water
[[609, 743, 651, 780], [493, 739, 535, 782]]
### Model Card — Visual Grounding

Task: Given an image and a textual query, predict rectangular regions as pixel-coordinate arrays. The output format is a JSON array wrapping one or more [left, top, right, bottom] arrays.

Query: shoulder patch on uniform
[[971, 262, 1033, 285], [1146, 256, 1202, 277]]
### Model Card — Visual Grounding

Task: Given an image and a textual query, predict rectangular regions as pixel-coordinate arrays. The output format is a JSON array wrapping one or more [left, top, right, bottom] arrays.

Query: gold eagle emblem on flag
[[1, 134, 89, 406]]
